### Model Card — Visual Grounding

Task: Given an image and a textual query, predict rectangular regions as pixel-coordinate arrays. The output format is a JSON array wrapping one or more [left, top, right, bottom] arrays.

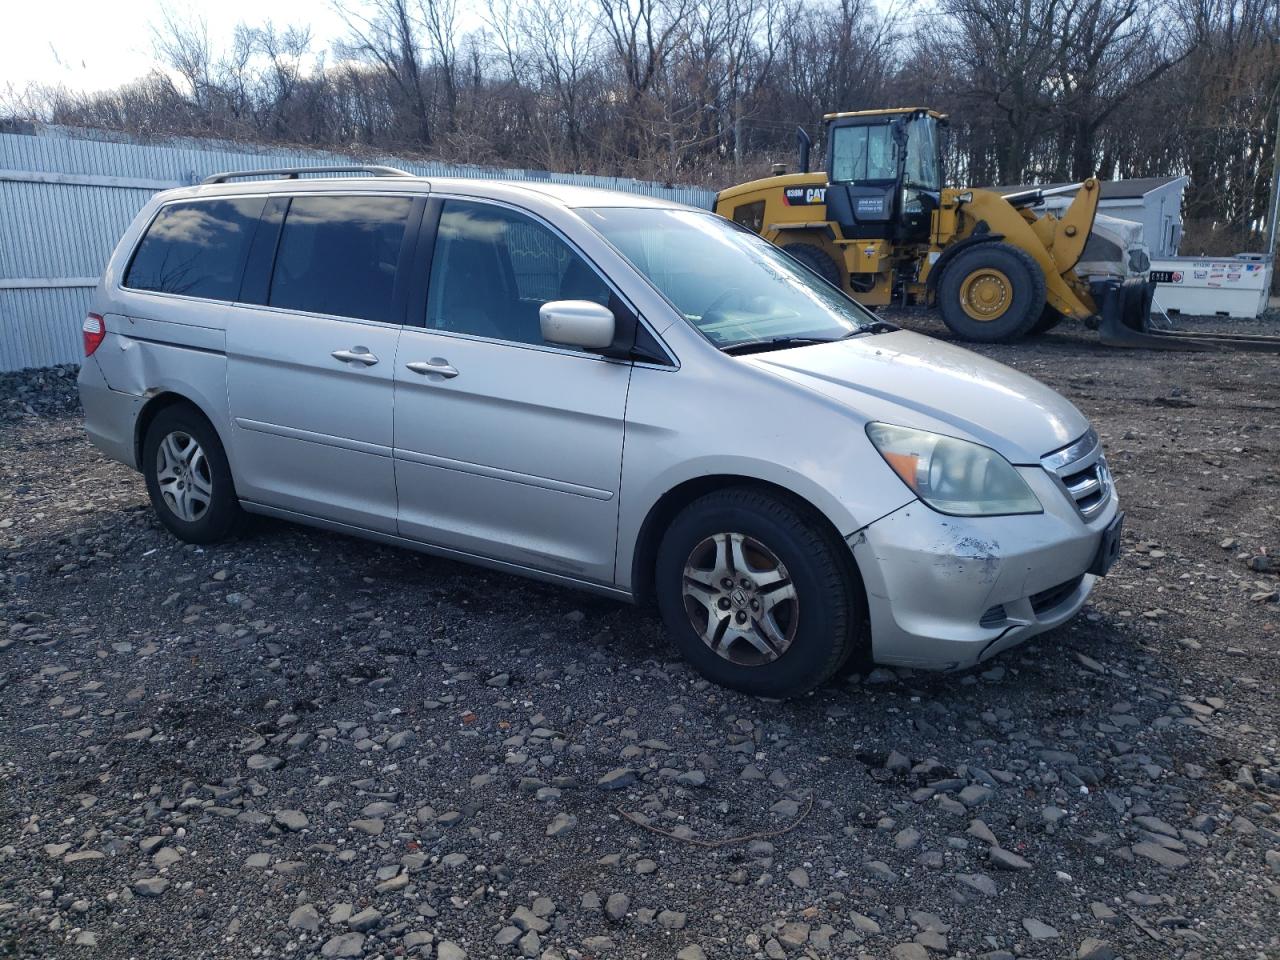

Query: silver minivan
[[79, 166, 1122, 696]]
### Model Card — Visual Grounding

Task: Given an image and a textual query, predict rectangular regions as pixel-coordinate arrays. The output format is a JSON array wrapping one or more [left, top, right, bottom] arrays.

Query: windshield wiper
[[721, 336, 840, 355], [721, 323, 896, 355]]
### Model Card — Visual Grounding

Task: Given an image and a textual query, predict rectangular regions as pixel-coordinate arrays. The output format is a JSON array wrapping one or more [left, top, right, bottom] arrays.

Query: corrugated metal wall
[[0, 128, 716, 372]]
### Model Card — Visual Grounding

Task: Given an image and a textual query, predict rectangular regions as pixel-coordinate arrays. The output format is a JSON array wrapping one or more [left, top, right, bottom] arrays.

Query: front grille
[[1061, 459, 1109, 517], [1030, 575, 1084, 615], [1042, 429, 1112, 520]]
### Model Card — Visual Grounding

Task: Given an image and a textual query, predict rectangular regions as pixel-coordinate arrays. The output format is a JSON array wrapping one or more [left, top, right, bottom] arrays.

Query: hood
[[747, 330, 1089, 464]]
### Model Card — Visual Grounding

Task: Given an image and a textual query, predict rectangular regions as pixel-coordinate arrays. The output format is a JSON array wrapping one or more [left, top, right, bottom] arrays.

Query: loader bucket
[[1094, 278, 1280, 352]]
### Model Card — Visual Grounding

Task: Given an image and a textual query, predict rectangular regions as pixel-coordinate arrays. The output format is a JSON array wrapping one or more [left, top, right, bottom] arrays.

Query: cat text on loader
[[714, 107, 1280, 350]]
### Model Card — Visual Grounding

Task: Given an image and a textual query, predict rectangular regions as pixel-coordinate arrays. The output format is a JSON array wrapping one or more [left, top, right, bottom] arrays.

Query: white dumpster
[[1149, 254, 1272, 319]]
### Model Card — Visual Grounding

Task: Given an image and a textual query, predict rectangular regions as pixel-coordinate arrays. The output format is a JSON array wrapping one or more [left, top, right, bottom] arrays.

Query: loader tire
[[783, 242, 843, 289], [938, 243, 1046, 343]]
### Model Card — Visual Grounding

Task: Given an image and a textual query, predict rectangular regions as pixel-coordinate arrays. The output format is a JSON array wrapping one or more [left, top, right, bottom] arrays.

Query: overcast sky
[[0, 0, 355, 95]]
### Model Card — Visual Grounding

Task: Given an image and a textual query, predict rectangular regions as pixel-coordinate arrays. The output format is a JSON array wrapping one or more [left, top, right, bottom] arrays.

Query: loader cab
[[822, 108, 946, 245]]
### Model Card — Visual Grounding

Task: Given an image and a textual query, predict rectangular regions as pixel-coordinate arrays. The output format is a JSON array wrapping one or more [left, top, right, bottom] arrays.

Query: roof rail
[[202, 165, 415, 185]]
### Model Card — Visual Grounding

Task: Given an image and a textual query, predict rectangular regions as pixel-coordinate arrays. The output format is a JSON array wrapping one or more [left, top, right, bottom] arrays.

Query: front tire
[[655, 488, 862, 697], [938, 242, 1046, 342], [142, 404, 243, 544]]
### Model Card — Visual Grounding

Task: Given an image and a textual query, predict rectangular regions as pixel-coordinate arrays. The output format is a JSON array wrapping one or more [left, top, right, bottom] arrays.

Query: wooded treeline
[[5, 0, 1279, 249]]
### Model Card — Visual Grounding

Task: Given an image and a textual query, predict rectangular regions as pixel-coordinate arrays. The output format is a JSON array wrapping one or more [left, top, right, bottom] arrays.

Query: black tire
[[938, 242, 1046, 342], [783, 242, 843, 289], [1030, 304, 1064, 335], [654, 487, 863, 697], [142, 404, 243, 544]]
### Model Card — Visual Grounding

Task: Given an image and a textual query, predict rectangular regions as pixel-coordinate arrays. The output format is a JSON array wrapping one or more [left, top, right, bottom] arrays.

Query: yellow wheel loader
[[714, 108, 1280, 351]]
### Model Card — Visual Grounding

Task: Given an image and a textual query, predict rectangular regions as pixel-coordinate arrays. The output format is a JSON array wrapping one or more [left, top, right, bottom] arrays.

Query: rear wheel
[[783, 242, 843, 289], [142, 404, 243, 544], [938, 242, 1046, 342], [655, 488, 862, 697]]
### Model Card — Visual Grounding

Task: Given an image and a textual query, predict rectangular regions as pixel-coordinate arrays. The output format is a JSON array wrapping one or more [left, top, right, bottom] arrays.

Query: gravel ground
[[2, 316, 1278, 960]]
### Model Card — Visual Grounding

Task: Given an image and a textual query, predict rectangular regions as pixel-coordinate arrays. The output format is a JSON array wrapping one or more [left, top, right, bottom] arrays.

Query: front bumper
[[850, 465, 1119, 670]]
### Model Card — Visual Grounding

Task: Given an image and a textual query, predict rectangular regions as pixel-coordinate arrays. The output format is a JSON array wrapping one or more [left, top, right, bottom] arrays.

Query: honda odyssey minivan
[[79, 166, 1122, 696]]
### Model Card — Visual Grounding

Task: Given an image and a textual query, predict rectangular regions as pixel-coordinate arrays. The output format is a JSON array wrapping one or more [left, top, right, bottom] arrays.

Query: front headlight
[[866, 423, 1042, 516]]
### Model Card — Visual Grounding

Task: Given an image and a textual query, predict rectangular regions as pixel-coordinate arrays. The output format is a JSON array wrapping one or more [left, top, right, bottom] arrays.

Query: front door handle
[[406, 359, 459, 379], [332, 347, 379, 366]]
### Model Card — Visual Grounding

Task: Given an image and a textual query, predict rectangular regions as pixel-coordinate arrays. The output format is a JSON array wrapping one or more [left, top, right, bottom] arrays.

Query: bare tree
[[333, 0, 433, 146]]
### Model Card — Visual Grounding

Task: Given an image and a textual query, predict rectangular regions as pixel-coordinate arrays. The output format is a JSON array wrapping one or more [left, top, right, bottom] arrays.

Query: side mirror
[[539, 300, 616, 349]]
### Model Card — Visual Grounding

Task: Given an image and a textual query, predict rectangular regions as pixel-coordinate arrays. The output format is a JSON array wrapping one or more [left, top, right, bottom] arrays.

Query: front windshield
[[831, 123, 898, 182], [580, 207, 875, 350]]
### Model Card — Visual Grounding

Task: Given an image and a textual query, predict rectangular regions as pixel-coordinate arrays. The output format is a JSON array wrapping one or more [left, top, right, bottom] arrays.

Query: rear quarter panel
[[86, 190, 235, 471]]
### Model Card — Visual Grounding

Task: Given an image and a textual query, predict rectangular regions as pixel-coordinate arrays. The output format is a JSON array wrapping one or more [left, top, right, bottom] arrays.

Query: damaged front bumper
[[849, 466, 1119, 670]]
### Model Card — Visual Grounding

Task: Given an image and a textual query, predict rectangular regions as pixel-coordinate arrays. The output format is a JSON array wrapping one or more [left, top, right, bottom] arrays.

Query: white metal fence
[[0, 127, 716, 372]]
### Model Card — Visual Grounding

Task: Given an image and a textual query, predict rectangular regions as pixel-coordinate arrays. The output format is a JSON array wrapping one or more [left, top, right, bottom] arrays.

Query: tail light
[[83, 313, 106, 356]]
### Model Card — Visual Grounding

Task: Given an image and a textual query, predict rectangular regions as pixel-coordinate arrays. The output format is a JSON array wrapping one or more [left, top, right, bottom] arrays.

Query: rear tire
[[655, 488, 862, 697], [938, 242, 1046, 342], [142, 404, 243, 545], [783, 242, 843, 290]]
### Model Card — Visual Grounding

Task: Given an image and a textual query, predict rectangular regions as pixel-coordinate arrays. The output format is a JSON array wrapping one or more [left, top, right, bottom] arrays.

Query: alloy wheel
[[155, 430, 213, 522], [681, 531, 799, 666]]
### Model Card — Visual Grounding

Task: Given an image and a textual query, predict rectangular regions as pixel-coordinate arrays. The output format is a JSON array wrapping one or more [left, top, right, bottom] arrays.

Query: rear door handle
[[332, 347, 379, 366], [406, 359, 459, 379]]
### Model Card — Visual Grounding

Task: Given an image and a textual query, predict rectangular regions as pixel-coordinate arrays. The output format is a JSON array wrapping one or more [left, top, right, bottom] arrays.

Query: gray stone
[[788, 867, 810, 888], [1077, 938, 1118, 960], [605, 893, 630, 922], [890, 945, 930, 960], [510, 906, 551, 934], [959, 784, 993, 806], [658, 910, 687, 929], [895, 827, 921, 850], [777, 922, 809, 949], [152, 846, 181, 868], [989, 847, 1032, 870], [1022, 918, 1059, 940], [288, 904, 321, 932], [967, 819, 999, 846], [956, 872, 997, 896], [274, 809, 308, 832], [320, 933, 366, 959], [850, 911, 882, 934], [597, 768, 637, 791], [437, 942, 467, 960], [676, 948, 707, 960], [1132, 842, 1188, 868], [348, 907, 383, 932], [132, 877, 169, 897], [546, 812, 578, 836]]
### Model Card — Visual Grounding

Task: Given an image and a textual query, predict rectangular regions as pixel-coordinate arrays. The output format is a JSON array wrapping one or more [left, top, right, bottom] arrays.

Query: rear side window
[[269, 195, 414, 323], [124, 197, 265, 299]]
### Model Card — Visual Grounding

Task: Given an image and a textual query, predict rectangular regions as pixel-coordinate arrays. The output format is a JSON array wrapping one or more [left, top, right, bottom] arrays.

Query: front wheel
[[655, 488, 862, 697], [938, 242, 1046, 342]]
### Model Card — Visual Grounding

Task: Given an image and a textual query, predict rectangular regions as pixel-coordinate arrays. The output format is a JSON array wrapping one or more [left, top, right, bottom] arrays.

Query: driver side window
[[426, 200, 610, 347]]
